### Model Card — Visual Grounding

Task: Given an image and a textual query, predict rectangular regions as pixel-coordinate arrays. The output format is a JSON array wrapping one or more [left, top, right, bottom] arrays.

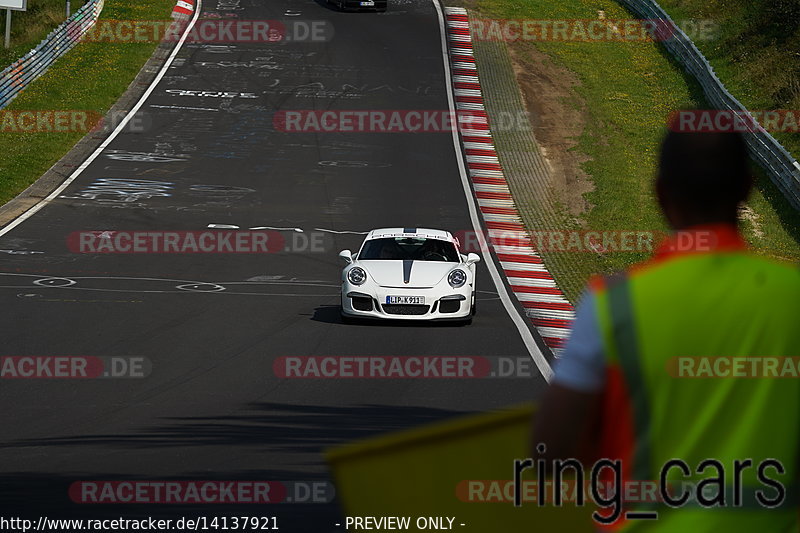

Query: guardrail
[[0, 0, 104, 111], [617, 0, 800, 212]]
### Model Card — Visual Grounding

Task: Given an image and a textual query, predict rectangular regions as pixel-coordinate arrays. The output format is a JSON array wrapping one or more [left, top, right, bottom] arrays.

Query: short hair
[[658, 129, 751, 210]]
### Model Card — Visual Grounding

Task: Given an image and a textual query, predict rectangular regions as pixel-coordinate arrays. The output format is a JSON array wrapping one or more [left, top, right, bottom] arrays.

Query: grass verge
[[0, 0, 88, 67], [0, 0, 175, 205], [449, 0, 800, 302], [658, 0, 800, 158]]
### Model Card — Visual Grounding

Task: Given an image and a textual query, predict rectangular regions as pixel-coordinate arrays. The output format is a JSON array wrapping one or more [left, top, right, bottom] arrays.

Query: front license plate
[[387, 295, 424, 305], [360, 1, 375, 5]]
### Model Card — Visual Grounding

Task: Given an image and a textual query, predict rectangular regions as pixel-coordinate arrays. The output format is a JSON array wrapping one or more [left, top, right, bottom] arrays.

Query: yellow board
[[326, 404, 595, 532]]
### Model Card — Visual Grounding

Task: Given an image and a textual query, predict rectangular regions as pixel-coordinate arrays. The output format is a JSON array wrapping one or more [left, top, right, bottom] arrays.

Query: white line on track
[[207, 224, 305, 232], [249, 226, 304, 232], [0, 1, 203, 238], [0, 0, 553, 381], [432, 0, 553, 381], [313, 228, 369, 235]]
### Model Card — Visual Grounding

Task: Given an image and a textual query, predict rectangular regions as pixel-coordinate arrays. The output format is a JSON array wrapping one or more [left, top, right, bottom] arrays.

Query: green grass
[[0, 0, 175, 204], [452, 0, 800, 301], [0, 0, 88, 67], [658, 0, 800, 158]]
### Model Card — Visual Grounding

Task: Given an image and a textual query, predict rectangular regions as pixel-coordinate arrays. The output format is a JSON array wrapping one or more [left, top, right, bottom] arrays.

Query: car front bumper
[[341, 284, 472, 321]]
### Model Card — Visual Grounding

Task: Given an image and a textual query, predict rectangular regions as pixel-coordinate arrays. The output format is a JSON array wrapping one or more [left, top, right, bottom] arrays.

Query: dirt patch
[[739, 204, 764, 238], [506, 43, 594, 218]]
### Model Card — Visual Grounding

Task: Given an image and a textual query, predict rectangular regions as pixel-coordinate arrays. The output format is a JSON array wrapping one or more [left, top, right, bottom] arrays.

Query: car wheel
[[470, 293, 476, 316]]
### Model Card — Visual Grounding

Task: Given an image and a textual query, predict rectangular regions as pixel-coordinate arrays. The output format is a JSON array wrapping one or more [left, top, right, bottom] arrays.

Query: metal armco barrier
[[617, 0, 800, 211], [0, 0, 104, 110]]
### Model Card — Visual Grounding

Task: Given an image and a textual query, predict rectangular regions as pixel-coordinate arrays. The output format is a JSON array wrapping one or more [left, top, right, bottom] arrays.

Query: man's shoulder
[[587, 253, 799, 296], [724, 252, 800, 291], [740, 253, 799, 273]]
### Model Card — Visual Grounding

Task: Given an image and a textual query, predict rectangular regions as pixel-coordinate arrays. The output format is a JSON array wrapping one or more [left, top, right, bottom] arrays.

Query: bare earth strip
[[471, 38, 594, 301]]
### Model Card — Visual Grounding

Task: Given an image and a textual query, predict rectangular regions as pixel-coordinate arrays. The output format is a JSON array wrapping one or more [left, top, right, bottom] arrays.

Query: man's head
[[656, 128, 752, 230]]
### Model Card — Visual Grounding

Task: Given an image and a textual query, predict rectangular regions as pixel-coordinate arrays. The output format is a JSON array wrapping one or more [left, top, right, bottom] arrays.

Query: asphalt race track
[[0, 0, 552, 528]]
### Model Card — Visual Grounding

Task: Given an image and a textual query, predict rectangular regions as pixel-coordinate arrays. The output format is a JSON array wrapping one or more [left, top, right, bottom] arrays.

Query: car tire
[[470, 293, 476, 316]]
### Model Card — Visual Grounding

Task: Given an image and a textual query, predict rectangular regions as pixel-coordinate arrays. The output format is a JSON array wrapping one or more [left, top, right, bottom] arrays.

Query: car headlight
[[448, 268, 466, 288], [347, 267, 367, 285]]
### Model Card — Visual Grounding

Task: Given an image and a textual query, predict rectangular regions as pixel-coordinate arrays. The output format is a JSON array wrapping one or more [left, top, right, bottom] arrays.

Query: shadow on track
[[312, 304, 471, 327], [0, 403, 470, 527], [0, 402, 466, 452]]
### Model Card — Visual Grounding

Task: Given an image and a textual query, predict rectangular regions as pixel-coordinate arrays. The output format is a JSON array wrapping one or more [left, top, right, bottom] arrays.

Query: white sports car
[[326, 0, 387, 12], [339, 228, 480, 322]]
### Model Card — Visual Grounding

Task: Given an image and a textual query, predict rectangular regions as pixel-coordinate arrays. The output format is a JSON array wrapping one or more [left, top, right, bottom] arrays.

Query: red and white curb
[[444, 6, 575, 356], [172, 0, 195, 19]]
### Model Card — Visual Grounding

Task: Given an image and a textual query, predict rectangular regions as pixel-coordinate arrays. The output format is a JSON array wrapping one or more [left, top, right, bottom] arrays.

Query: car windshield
[[358, 237, 459, 262]]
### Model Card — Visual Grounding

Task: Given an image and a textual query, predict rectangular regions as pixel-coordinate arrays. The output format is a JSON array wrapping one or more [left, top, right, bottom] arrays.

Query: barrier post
[[4, 9, 10, 49]]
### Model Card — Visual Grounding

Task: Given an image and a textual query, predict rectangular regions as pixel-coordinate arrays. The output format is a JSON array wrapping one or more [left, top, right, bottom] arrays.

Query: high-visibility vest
[[592, 232, 800, 531]]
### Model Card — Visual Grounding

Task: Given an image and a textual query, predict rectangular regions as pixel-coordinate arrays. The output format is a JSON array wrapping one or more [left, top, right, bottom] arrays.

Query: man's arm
[[532, 290, 605, 464]]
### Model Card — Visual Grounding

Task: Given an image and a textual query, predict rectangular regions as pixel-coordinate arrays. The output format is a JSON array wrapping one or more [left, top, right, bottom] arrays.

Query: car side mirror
[[339, 249, 353, 263], [466, 253, 481, 264]]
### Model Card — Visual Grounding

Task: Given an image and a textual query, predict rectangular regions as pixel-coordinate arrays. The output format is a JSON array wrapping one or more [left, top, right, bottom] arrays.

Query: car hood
[[359, 260, 457, 288]]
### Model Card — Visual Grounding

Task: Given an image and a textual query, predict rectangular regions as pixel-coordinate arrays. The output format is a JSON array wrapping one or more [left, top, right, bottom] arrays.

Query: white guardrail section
[[618, 0, 800, 211], [0, 0, 105, 110]]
